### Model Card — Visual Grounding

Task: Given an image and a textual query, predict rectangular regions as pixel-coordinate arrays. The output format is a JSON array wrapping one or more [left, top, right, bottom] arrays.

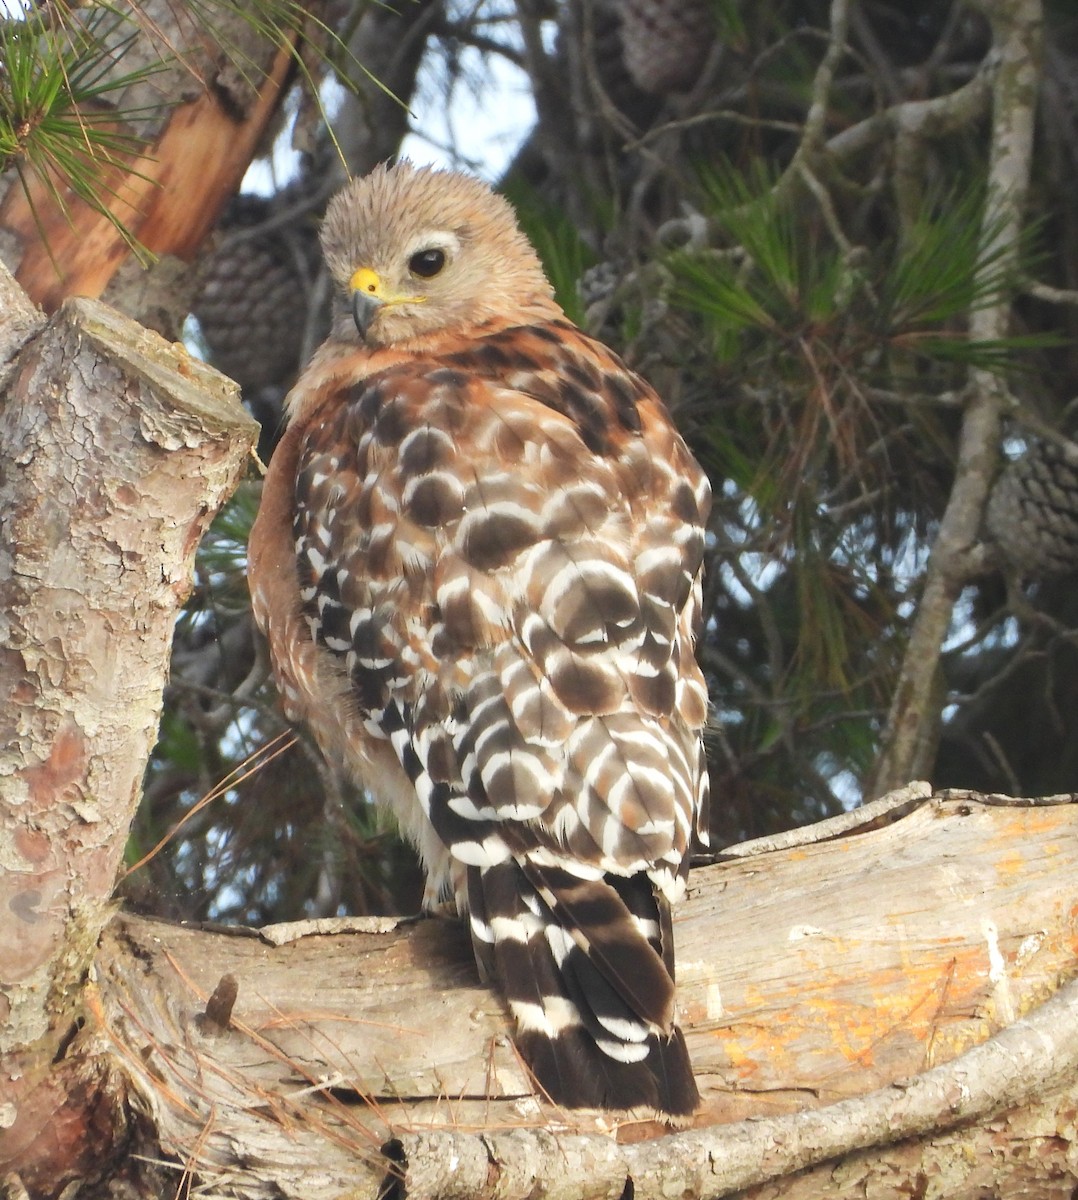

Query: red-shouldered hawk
[[247, 161, 711, 1119]]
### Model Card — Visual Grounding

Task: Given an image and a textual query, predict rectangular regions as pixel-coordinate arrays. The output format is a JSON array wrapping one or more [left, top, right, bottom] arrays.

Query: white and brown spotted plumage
[[248, 161, 711, 1117]]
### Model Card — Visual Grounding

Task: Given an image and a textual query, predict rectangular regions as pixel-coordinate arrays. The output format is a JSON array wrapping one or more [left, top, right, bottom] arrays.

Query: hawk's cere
[[247, 161, 712, 1117]]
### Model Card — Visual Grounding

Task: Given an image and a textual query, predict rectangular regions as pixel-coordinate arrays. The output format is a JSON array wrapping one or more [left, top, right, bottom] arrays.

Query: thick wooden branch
[[88, 790, 1078, 1198], [0, 271, 257, 1191]]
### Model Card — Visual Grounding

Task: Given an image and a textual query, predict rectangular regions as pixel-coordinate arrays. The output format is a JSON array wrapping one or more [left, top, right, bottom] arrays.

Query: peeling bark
[[0, 2, 299, 316], [0, 267, 257, 1191]]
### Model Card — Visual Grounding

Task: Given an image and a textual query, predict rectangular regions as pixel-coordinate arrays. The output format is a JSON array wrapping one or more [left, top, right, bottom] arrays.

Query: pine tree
[[5, 1, 1078, 1194]]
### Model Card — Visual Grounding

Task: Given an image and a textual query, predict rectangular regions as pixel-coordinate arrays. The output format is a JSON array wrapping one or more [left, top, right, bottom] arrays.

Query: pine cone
[[985, 438, 1078, 578], [614, 0, 715, 95], [193, 192, 323, 395], [587, 0, 655, 120]]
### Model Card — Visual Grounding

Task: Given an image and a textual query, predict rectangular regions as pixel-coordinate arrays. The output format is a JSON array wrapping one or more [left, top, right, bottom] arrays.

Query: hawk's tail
[[467, 860, 699, 1118]]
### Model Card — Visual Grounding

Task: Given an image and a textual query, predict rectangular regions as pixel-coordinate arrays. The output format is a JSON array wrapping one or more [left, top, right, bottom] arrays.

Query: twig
[[799, 0, 852, 156], [1022, 279, 1078, 306]]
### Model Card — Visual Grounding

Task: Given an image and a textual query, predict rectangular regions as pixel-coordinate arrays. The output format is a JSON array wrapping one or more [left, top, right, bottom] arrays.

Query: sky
[[402, 37, 536, 180], [245, 24, 535, 193], [0, 0, 536, 188]]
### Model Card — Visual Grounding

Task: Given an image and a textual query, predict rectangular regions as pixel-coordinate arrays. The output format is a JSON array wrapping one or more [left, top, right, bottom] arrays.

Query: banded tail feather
[[467, 860, 699, 1117]]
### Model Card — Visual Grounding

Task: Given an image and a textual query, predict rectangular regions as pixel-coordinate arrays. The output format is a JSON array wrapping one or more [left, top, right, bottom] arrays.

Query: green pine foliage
[[0, 6, 164, 257], [657, 158, 1061, 833]]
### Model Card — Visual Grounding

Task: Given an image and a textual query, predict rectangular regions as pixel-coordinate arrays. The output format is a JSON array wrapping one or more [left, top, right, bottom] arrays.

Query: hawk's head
[[320, 161, 560, 349]]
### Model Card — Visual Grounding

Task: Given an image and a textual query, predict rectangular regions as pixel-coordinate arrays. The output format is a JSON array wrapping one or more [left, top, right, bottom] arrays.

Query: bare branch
[[81, 792, 1078, 1198], [870, 0, 1043, 796]]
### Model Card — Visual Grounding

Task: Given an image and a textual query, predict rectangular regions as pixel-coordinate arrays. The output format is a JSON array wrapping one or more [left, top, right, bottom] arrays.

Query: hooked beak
[[350, 267, 386, 340], [349, 266, 426, 340]]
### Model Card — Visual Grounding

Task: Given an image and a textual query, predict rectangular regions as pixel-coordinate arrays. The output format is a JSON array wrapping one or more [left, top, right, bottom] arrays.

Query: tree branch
[[80, 791, 1078, 1198], [870, 0, 1043, 796], [391, 971, 1078, 1198], [0, 0, 297, 315]]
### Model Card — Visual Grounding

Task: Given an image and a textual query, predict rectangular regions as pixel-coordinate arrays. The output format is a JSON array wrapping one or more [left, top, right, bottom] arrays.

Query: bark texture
[[0, 273, 257, 1192], [869, 0, 1043, 795], [83, 789, 1078, 1199]]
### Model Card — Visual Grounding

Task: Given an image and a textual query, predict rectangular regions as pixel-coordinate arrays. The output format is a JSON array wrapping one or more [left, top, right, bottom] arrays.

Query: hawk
[[247, 161, 711, 1118]]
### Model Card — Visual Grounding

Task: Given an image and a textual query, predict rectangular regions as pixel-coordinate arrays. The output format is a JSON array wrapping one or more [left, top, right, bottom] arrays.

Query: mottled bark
[[870, 0, 1043, 796], [0, 266, 257, 1193]]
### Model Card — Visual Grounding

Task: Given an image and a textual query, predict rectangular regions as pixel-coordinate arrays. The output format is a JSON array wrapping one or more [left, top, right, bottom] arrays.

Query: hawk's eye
[[408, 248, 446, 279]]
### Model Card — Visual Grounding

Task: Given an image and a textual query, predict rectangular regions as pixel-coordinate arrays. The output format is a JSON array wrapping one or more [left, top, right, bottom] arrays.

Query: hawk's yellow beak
[[349, 267, 426, 340], [350, 268, 386, 339]]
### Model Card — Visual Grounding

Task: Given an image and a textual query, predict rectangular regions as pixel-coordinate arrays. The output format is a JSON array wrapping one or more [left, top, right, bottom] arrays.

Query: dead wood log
[[89, 788, 1078, 1198]]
